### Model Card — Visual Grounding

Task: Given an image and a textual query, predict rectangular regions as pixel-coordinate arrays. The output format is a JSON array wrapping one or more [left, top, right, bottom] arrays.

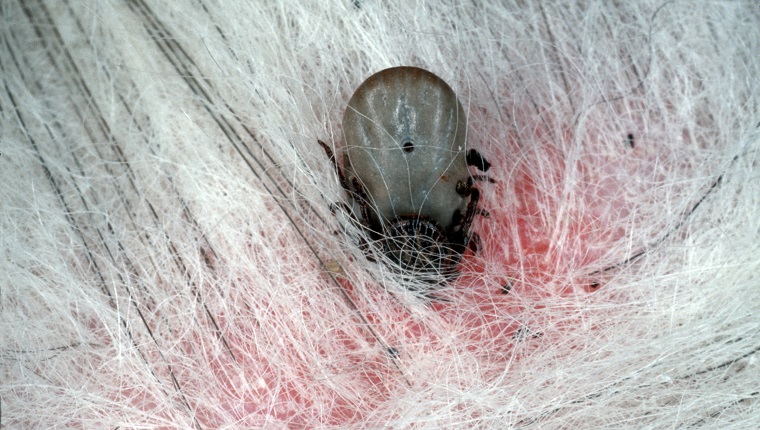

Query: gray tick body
[[319, 66, 492, 283]]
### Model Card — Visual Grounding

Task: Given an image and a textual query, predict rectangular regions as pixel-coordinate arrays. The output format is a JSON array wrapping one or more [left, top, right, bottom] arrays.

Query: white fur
[[1, 0, 758, 428]]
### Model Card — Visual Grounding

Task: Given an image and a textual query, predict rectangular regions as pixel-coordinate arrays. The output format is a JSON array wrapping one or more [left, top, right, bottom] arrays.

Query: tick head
[[381, 216, 462, 282]]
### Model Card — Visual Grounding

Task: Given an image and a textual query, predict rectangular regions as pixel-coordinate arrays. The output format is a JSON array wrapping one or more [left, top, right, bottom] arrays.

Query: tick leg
[[318, 140, 350, 190], [471, 174, 496, 183], [350, 176, 375, 231], [468, 231, 482, 254], [466, 149, 491, 172], [329, 201, 355, 216], [460, 187, 480, 237], [456, 178, 474, 197], [457, 175, 495, 199]]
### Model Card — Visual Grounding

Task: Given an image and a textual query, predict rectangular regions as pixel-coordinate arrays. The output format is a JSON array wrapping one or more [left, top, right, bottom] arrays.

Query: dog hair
[[1, 1, 758, 428]]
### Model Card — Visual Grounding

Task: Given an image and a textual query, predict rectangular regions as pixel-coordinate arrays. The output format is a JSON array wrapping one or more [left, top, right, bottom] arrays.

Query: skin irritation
[[206, 74, 668, 427], [311, 67, 642, 403], [4, 1, 756, 428]]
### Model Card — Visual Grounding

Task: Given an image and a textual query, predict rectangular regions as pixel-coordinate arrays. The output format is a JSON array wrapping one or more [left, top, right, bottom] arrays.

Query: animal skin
[[1, 1, 758, 428]]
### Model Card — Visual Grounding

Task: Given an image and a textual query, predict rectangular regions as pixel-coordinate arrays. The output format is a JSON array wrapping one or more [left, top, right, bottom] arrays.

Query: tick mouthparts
[[382, 217, 461, 278]]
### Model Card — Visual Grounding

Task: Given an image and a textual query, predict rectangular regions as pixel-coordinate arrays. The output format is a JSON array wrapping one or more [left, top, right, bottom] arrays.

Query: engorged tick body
[[319, 66, 492, 283]]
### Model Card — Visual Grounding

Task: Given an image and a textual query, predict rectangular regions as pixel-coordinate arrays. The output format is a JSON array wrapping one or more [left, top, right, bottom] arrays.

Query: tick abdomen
[[342, 66, 470, 233]]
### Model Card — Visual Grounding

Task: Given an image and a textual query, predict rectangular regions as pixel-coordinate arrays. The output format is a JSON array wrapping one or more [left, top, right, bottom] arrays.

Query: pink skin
[[179, 104, 704, 427], [4, 2, 755, 428]]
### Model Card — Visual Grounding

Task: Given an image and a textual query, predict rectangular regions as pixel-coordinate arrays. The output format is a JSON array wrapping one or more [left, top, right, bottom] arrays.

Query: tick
[[319, 66, 492, 283]]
